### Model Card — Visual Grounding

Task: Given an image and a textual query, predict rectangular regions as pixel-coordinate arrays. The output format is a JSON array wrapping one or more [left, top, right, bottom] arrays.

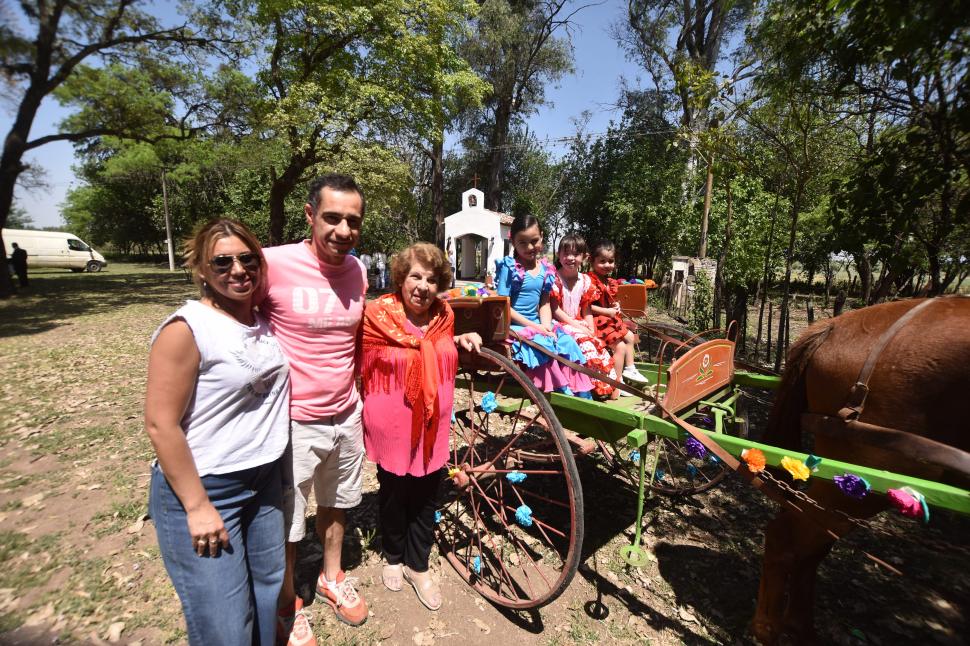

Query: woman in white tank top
[[145, 220, 289, 646]]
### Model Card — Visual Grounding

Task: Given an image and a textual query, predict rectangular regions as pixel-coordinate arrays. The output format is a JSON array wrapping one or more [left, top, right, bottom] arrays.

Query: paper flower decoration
[[506, 471, 527, 484], [741, 448, 766, 473], [448, 466, 461, 479], [514, 504, 534, 527], [834, 474, 870, 499], [434, 510, 442, 523], [481, 391, 498, 413], [472, 556, 482, 574], [781, 456, 810, 481], [655, 469, 665, 481], [709, 454, 720, 465], [686, 463, 699, 479], [804, 454, 822, 471], [685, 437, 707, 459], [629, 449, 640, 465], [888, 487, 929, 523]]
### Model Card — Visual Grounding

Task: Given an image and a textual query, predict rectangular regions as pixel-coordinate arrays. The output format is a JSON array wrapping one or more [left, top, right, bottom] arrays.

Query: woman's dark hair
[[590, 239, 616, 261], [509, 213, 542, 240]]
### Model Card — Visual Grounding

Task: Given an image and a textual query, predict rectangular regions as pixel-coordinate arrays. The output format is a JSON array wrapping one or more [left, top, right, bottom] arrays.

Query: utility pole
[[160, 169, 175, 271]]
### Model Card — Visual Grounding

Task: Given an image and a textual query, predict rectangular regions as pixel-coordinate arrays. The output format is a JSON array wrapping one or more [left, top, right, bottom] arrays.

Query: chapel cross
[[472, 173, 479, 188]]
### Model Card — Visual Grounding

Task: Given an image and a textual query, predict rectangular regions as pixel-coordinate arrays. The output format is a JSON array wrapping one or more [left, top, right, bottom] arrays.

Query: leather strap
[[837, 298, 936, 421]]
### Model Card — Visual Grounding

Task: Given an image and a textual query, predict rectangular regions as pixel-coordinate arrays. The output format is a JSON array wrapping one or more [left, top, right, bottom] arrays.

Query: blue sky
[[2, 1, 645, 230]]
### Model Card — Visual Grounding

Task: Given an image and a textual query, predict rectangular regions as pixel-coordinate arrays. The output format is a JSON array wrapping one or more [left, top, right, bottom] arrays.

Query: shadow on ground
[[0, 268, 193, 338]]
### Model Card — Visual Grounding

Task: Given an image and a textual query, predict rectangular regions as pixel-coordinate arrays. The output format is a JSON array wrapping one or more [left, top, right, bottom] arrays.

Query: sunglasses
[[209, 252, 261, 273]]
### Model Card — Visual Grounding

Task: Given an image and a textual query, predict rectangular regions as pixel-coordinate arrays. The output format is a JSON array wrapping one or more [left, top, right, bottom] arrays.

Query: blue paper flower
[[434, 510, 442, 523], [686, 463, 699, 478], [514, 504, 534, 527], [709, 454, 720, 465], [629, 449, 640, 465], [481, 391, 498, 413], [655, 469, 665, 481], [805, 454, 822, 471], [472, 556, 481, 574], [685, 437, 707, 459], [506, 471, 527, 484]]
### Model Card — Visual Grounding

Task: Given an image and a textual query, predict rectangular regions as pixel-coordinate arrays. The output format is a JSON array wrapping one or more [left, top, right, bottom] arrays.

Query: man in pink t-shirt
[[260, 174, 369, 642]]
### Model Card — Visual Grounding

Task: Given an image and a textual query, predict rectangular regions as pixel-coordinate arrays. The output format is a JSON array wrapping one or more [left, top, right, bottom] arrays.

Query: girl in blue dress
[[495, 214, 594, 397]]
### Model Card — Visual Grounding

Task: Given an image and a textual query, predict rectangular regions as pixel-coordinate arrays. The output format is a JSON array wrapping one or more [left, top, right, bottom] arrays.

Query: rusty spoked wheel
[[438, 347, 584, 609]]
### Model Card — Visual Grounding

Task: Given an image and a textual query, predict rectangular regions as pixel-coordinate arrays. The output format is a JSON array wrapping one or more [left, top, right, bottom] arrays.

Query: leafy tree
[[0, 0, 225, 296], [458, 0, 575, 211], [228, 0, 485, 244], [3, 205, 34, 229], [757, 0, 970, 295], [560, 89, 687, 277]]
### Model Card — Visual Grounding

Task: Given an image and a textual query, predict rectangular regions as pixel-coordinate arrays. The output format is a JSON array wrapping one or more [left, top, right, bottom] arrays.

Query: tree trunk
[[774, 178, 803, 373], [766, 300, 773, 365], [267, 154, 312, 245], [698, 155, 714, 258], [857, 253, 873, 304], [431, 136, 445, 248], [486, 97, 513, 212], [713, 178, 733, 329]]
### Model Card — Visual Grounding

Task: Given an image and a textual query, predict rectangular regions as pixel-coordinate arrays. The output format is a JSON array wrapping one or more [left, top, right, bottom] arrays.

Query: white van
[[3, 229, 108, 273]]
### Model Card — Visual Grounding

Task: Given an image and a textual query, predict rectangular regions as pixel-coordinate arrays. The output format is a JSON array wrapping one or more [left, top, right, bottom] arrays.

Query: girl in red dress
[[587, 240, 648, 386]]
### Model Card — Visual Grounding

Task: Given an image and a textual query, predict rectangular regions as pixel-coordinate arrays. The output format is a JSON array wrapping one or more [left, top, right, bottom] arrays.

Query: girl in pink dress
[[551, 234, 618, 398]]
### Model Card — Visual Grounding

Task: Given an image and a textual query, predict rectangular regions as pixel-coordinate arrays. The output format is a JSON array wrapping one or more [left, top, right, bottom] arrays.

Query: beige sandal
[[403, 566, 442, 611], [382, 563, 403, 592]]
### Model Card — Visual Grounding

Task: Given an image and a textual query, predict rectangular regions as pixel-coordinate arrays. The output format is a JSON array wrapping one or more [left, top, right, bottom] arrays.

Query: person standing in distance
[[11, 243, 28, 287], [259, 174, 369, 646]]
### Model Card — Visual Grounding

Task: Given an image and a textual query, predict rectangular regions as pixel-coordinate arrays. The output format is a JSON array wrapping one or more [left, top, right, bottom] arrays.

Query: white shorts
[[283, 400, 364, 543]]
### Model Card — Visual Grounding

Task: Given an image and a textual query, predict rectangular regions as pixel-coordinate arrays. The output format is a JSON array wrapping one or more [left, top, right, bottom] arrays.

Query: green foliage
[[691, 268, 713, 330], [4, 206, 34, 230], [560, 90, 687, 277]]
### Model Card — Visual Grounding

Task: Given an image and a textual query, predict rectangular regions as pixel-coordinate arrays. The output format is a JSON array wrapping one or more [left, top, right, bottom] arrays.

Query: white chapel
[[443, 187, 512, 280]]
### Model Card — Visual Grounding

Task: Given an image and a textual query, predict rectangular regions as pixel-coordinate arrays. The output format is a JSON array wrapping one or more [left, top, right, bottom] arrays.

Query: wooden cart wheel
[[438, 347, 584, 609]]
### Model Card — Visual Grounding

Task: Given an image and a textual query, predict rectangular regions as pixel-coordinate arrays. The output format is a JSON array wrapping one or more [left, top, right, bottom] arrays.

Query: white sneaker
[[622, 366, 648, 384]]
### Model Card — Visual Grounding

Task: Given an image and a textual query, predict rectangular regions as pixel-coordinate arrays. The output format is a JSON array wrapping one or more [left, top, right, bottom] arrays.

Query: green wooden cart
[[437, 295, 970, 610]]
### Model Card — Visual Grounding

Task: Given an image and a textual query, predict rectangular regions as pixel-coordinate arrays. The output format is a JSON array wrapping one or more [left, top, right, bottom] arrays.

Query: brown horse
[[751, 296, 970, 644]]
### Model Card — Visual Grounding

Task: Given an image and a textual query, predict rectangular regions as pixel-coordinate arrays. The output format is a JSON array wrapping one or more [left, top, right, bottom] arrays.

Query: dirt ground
[[0, 267, 966, 645]]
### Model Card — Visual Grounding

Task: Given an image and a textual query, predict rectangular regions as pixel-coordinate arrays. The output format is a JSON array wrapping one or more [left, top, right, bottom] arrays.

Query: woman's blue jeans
[[149, 459, 284, 646]]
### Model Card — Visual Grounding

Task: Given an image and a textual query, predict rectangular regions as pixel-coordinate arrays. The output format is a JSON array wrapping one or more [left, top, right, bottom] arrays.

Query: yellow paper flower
[[447, 467, 461, 479], [781, 456, 811, 481]]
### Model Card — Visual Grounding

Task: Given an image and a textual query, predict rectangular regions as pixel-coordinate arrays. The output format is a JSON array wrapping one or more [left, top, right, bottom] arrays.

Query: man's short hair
[[306, 174, 366, 218]]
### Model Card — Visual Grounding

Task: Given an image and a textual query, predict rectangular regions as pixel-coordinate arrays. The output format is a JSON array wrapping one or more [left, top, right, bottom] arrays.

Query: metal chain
[[755, 468, 970, 557]]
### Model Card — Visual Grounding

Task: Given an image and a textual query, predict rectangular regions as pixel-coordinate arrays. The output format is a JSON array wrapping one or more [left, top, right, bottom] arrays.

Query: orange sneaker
[[315, 570, 368, 626], [276, 597, 316, 646]]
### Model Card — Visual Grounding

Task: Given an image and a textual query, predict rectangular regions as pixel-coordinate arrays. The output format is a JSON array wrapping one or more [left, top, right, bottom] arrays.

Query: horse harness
[[804, 297, 970, 485]]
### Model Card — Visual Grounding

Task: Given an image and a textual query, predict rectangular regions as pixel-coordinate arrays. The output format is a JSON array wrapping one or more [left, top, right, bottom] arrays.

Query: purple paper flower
[[834, 473, 870, 499], [685, 437, 707, 459]]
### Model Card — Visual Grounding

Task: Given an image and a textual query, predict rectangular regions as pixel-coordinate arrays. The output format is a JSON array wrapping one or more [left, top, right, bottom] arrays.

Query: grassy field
[[0, 265, 966, 645]]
